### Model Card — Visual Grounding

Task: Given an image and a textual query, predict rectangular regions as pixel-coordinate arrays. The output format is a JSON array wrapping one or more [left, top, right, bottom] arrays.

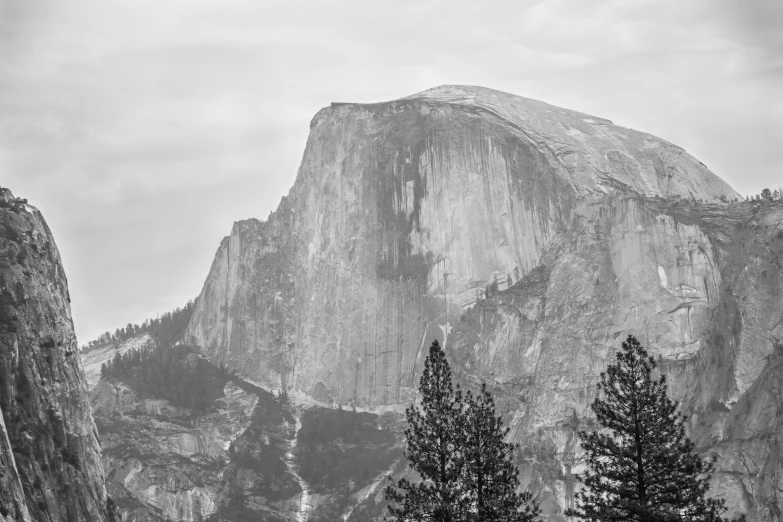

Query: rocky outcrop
[[89, 347, 402, 522], [185, 203, 296, 395], [91, 375, 258, 522], [181, 85, 781, 520], [205, 385, 303, 522], [0, 188, 116, 522], [180, 396, 401, 522]]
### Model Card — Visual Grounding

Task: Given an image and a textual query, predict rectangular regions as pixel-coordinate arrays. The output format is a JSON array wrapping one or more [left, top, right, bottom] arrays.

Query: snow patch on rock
[[657, 266, 668, 289]]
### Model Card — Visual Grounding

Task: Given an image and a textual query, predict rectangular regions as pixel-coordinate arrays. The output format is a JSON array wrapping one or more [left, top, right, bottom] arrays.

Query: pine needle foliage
[[386, 340, 539, 522], [386, 340, 465, 521], [567, 335, 743, 522], [462, 384, 540, 522]]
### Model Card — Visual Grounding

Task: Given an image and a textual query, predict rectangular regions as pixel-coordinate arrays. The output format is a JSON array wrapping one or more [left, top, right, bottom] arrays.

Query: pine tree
[[462, 384, 539, 522], [568, 335, 741, 522], [386, 340, 465, 521]]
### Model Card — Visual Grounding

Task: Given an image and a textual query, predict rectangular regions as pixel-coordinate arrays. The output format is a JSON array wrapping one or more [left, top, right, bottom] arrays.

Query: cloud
[[717, 0, 783, 57], [1, 0, 781, 341]]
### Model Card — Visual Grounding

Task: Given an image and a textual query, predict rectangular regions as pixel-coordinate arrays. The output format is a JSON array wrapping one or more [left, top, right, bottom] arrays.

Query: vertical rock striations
[[185, 200, 296, 394], [184, 86, 781, 519], [684, 206, 783, 520], [0, 188, 115, 522]]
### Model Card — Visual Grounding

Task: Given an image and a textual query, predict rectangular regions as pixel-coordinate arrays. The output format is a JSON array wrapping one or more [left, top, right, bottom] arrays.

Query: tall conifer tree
[[462, 384, 540, 522], [568, 335, 740, 522], [386, 340, 465, 521]]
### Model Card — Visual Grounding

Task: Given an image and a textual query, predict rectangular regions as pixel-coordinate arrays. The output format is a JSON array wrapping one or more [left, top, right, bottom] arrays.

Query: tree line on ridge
[[82, 299, 195, 352]]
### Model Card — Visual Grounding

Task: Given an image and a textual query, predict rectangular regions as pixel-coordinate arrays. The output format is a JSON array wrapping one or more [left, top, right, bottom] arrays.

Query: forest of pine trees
[[100, 343, 230, 413], [95, 297, 227, 413]]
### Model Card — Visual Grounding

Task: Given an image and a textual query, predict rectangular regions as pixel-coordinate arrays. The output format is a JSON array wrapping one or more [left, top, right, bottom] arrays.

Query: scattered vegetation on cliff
[[100, 342, 229, 412], [567, 335, 743, 522], [386, 340, 540, 522], [82, 299, 195, 352]]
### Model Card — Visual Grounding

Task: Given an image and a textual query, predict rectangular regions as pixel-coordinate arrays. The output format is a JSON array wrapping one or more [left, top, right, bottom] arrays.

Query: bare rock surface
[[684, 206, 783, 520], [0, 188, 116, 522], [92, 375, 258, 522], [174, 86, 779, 520]]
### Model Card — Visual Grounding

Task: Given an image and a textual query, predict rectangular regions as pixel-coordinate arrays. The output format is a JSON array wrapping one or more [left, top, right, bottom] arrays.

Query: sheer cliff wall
[[0, 189, 115, 522], [186, 85, 739, 407]]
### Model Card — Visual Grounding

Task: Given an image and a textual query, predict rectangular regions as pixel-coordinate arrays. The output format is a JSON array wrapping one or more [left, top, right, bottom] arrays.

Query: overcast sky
[[1, 0, 781, 344]]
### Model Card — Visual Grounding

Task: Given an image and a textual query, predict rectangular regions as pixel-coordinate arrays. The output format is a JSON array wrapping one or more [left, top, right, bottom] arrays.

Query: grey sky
[[1, 0, 781, 343]]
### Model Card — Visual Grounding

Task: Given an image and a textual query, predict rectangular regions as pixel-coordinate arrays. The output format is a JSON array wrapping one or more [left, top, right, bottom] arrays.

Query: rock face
[[0, 188, 116, 522], [684, 206, 783, 521], [185, 85, 739, 405], [182, 85, 781, 520]]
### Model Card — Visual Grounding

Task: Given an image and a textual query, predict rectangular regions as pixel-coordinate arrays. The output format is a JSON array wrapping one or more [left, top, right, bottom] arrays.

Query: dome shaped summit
[[331, 84, 740, 202]]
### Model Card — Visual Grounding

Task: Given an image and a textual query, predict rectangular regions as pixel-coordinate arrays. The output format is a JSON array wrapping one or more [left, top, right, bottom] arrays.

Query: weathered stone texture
[[91, 378, 258, 522], [0, 188, 114, 522]]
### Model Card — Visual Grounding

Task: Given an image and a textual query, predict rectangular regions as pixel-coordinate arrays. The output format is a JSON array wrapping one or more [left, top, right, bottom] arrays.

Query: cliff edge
[[0, 188, 116, 522]]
